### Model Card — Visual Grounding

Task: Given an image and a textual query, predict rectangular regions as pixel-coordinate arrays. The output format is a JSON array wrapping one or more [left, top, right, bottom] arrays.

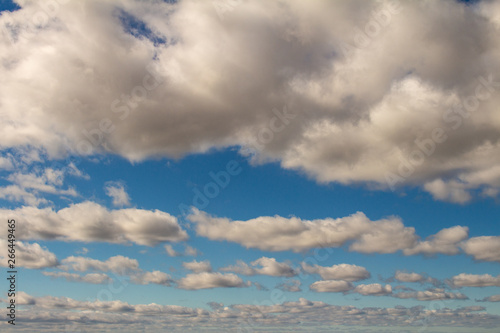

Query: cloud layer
[[1, 0, 500, 200]]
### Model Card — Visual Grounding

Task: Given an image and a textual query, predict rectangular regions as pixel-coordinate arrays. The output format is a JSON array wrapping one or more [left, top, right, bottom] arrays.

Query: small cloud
[[104, 181, 131, 207]]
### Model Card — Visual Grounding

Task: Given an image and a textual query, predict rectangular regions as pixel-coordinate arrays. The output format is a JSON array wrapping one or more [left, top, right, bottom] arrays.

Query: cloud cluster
[[222, 257, 297, 277], [450, 273, 500, 287], [43, 271, 112, 284], [164, 244, 201, 257], [461, 236, 500, 262], [0, 201, 187, 246], [6, 293, 498, 332], [189, 209, 473, 256], [189, 209, 418, 252], [301, 263, 370, 281], [60, 255, 140, 274], [177, 272, 248, 290], [0, 240, 58, 269], [1, 0, 500, 200], [394, 288, 468, 301]]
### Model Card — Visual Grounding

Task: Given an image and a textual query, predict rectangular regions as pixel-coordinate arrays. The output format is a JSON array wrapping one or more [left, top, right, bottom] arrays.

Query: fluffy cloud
[[479, 295, 500, 302], [164, 244, 201, 257], [130, 270, 173, 286], [403, 226, 469, 256], [301, 263, 370, 282], [461, 236, 500, 262], [0, 240, 58, 269], [104, 181, 131, 206], [394, 271, 425, 283], [310, 280, 354, 293], [394, 288, 468, 301], [0, 165, 82, 206], [190, 209, 417, 252], [177, 272, 248, 290], [450, 273, 500, 287], [0, 201, 187, 246], [4, 293, 500, 331], [43, 271, 112, 284], [353, 284, 392, 296], [0, 0, 500, 200], [222, 257, 296, 277], [60, 255, 140, 274], [182, 260, 212, 273]]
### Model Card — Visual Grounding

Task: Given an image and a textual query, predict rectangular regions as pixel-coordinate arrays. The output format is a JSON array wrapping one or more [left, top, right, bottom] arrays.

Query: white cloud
[[164, 244, 181, 257], [353, 284, 392, 296], [0, 201, 188, 246], [6, 293, 500, 330], [479, 295, 500, 302], [461, 236, 500, 262], [450, 273, 500, 287], [164, 244, 201, 257], [404, 226, 469, 256], [424, 179, 472, 204], [177, 272, 247, 290], [190, 209, 417, 253], [301, 263, 370, 282], [60, 255, 140, 274], [0, 240, 58, 269], [43, 271, 112, 284], [309, 280, 354, 293], [130, 270, 173, 286], [394, 288, 468, 301], [394, 271, 425, 283], [184, 245, 201, 256], [0, 0, 500, 200], [104, 181, 131, 206], [222, 257, 297, 277], [182, 260, 212, 273]]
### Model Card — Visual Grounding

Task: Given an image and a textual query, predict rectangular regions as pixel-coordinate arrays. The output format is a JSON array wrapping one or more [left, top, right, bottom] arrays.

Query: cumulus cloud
[[0, 201, 187, 246], [449, 273, 500, 287], [301, 263, 370, 282], [177, 272, 248, 290], [310, 280, 354, 293], [394, 288, 468, 301], [182, 260, 212, 273], [5, 293, 500, 331], [60, 255, 140, 274], [43, 271, 112, 284], [0, 167, 79, 206], [479, 295, 500, 302], [0, 0, 500, 200], [130, 270, 173, 286], [461, 236, 500, 262], [0, 240, 58, 269], [394, 271, 425, 283], [403, 226, 469, 256], [104, 181, 131, 206], [353, 284, 392, 296], [190, 209, 417, 253], [222, 257, 296, 277]]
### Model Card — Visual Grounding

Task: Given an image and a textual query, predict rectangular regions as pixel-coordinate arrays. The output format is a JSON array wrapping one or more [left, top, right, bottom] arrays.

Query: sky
[[1, 0, 500, 332]]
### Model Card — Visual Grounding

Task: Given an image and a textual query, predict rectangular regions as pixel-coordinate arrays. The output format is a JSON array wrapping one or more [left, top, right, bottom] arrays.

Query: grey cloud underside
[[2, 0, 500, 200]]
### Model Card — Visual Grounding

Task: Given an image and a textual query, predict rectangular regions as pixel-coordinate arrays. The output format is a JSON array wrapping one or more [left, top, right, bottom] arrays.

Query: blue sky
[[1, 0, 500, 332]]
